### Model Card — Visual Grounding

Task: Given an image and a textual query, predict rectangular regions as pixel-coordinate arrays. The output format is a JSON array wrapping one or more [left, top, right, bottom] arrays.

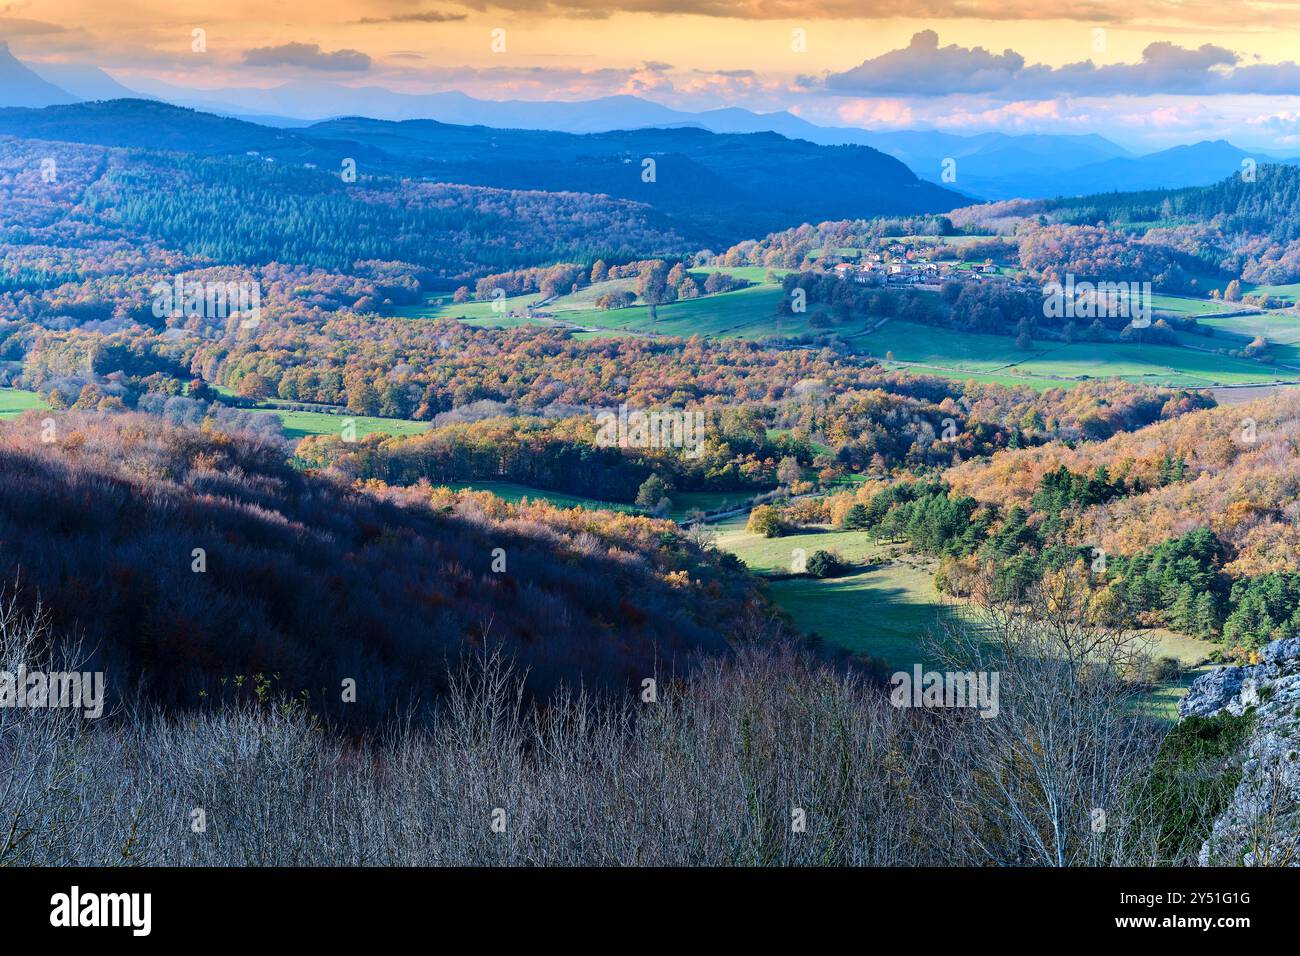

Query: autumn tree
[[747, 505, 783, 538], [236, 373, 271, 400], [776, 456, 803, 487]]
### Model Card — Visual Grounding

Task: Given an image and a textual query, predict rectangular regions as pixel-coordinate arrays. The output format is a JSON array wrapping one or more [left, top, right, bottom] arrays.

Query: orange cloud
[[834, 98, 915, 127]]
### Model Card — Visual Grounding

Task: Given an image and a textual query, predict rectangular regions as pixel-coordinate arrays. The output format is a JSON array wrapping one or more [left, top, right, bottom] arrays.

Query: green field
[[205, 384, 431, 440], [1244, 281, 1300, 304], [547, 277, 1293, 387], [706, 266, 791, 283], [1149, 292, 1249, 316], [0, 388, 47, 418], [562, 282, 787, 337], [0, 386, 425, 440], [483, 267, 795, 338], [546, 278, 639, 313], [668, 490, 755, 518], [389, 291, 549, 327], [714, 514, 1218, 716], [1180, 310, 1300, 366], [568, 329, 643, 341], [1100, 288, 1252, 317], [859, 320, 1288, 389], [457, 313, 555, 329], [378, 267, 1292, 390], [1137, 665, 1214, 721], [1017, 341, 1282, 386], [765, 567, 957, 666], [390, 267, 794, 336], [448, 481, 641, 513], [715, 517, 957, 665], [447, 483, 758, 519], [250, 408, 429, 441], [716, 519, 888, 571]]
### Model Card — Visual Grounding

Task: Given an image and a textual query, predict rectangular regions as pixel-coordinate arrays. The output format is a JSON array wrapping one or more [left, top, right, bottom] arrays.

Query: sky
[[5, 0, 1300, 148]]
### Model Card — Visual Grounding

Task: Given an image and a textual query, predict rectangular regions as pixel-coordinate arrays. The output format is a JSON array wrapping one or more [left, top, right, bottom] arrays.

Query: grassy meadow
[[444, 484, 764, 520], [713, 516, 958, 666], [377, 267, 1292, 393], [861, 320, 1290, 390], [446, 481, 641, 513], [0, 387, 47, 418], [390, 291, 548, 326], [251, 408, 429, 441], [711, 512, 1217, 717], [558, 282, 787, 337]]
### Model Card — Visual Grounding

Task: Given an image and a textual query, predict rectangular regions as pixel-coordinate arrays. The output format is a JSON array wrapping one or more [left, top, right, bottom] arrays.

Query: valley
[[3, 27, 1300, 874]]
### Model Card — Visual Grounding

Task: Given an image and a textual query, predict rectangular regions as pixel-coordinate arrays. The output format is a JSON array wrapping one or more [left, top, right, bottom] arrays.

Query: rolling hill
[[0, 99, 965, 247], [0, 410, 766, 722]]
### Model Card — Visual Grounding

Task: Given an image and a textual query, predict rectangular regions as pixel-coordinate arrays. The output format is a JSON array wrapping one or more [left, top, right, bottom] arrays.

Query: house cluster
[[831, 248, 1002, 287]]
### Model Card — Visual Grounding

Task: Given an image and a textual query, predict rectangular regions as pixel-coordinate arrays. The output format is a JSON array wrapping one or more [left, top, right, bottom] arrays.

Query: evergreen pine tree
[[1193, 592, 1219, 639]]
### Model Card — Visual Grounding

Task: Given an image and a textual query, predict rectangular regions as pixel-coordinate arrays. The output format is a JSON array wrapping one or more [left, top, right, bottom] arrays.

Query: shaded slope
[[0, 411, 767, 722]]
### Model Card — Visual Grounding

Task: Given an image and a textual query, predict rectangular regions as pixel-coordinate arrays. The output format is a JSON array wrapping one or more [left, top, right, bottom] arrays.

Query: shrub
[[805, 549, 843, 578], [1129, 710, 1254, 865], [1151, 656, 1185, 683]]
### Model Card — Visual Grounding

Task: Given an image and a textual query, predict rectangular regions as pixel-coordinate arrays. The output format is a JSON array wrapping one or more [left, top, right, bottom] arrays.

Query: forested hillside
[[0, 136, 685, 284], [946, 391, 1300, 578], [0, 100, 964, 247], [769, 390, 1300, 659], [0, 410, 768, 721], [953, 164, 1300, 287]]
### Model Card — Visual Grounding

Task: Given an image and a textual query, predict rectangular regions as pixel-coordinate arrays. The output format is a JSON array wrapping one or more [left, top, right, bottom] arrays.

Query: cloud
[[1022, 41, 1238, 96], [1249, 110, 1300, 130], [1125, 103, 1212, 128], [446, 0, 1242, 24], [825, 30, 1024, 96], [933, 99, 1069, 130], [833, 98, 915, 127], [1246, 110, 1300, 144], [619, 61, 674, 95], [816, 32, 1300, 99], [243, 43, 372, 72], [0, 16, 65, 37], [356, 9, 468, 23], [1218, 61, 1300, 95]]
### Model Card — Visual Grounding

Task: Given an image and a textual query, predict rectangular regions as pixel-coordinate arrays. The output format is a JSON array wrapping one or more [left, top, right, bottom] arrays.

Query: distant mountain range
[[28, 61, 140, 102], [0, 41, 76, 108], [0, 99, 965, 247], [1019, 140, 1299, 196], [3, 41, 1298, 204]]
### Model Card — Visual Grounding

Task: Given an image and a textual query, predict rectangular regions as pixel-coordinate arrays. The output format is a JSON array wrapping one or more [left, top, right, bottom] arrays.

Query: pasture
[[250, 408, 429, 440], [0, 388, 47, 418], [714, 517, 957, 666], [860, 320, 1288, 389], [713, 514, 1218, 718]]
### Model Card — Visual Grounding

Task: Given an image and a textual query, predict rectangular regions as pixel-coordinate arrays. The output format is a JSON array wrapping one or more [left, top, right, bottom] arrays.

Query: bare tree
[[927, 564, 1165, 866]]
